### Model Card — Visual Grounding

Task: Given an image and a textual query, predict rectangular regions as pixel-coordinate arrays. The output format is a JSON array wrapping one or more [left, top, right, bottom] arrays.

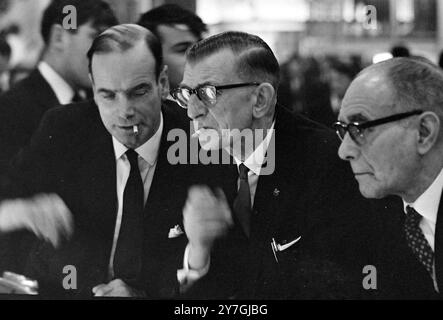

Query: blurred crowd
[[278, 46, 443, 128]]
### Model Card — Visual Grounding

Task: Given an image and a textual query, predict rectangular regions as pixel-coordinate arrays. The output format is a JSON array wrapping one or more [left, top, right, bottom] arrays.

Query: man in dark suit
[[0, 24, 196, 298], [335, 57, 443, 299], [0, 0, 118, 177], [170, 31, 378, 299]]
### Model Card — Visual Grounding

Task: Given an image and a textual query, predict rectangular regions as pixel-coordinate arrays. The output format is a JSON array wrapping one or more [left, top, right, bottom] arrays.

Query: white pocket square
[[168, 225, 184, 239], [272, 236, 302, 252]]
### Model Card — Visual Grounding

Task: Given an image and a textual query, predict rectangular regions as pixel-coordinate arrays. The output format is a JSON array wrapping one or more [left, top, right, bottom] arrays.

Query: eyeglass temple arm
[[356, 110, 424, 129]]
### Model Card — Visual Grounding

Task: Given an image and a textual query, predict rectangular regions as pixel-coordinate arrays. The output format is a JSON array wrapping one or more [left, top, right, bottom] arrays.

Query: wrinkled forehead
[[182, 50, 241, 87], [339, 72, 396, 121]]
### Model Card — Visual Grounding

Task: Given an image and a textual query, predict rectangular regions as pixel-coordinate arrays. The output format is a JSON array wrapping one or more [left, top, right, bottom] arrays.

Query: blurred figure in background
[[279, 53, 360, 128], [0, 0, 117, 276], [0, 0, 118, 178], [278, 54, 307, 114], [327, 58, 358, 117], [0, 36, 11, 93], [138, 4, 207, 91]]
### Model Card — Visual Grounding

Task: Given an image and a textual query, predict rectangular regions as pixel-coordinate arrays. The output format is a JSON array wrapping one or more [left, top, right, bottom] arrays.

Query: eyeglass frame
[[333, 109, 424, 145], [170, 82, 260, 109]]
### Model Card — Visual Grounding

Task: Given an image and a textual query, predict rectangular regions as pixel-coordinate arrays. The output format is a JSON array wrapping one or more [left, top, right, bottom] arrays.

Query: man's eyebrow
[[129, 83, 151, 90], [97, 88, 115, 94], [179, 81, 215, 89], [126, 83, 153, 94]]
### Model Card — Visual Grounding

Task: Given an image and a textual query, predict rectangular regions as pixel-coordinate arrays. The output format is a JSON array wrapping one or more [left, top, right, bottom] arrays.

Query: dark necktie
[[404, 206, 434, 276], [233, 163, 252, 238], [113, 149, 144, 282]]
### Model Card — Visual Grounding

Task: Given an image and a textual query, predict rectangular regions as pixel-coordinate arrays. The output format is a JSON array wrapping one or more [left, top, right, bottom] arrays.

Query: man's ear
[[252, 83, 275, 119], [48, 24, 68, 52], [158, 65, 170, 101], [417, 111, 440, 155]]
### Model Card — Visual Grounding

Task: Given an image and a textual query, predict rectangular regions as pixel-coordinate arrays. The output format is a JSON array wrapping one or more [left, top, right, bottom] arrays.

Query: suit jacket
[[0, 69, 59, 178], [374, 193, 443, 299], [0, 99, 195, 298], [178, 106, 382, 299]]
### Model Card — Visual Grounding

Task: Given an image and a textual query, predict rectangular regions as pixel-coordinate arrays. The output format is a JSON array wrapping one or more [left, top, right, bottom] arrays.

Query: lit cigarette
[[192, 129, 202, 138], [133, 125, 139, 135]]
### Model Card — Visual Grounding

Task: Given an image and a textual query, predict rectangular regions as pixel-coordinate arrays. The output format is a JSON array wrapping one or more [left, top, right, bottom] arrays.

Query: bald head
[[354, 58, 443, 118], [338, 57, 443, 201]]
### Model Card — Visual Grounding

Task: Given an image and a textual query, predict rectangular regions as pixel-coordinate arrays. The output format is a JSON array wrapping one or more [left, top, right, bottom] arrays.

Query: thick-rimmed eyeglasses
[[170, 82, 260, 109], [333, 109, 424, 145]]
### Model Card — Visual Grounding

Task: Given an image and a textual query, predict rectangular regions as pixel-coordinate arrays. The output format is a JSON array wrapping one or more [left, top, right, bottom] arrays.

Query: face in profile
[[91, 42, 168, 149], [337, 73, 420, 199], [182, 50, 256, 151], [65, 21, 108, 90]]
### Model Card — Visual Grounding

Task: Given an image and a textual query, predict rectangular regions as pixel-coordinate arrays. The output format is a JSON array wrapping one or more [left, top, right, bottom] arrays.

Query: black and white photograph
[[0, 0, 442, 309]]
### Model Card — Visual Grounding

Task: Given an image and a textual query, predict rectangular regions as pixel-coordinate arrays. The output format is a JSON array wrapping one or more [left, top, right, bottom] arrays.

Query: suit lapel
[[29, 69, 60, 111], [75, 114, 117, 249], [434, 189, 443, 292]]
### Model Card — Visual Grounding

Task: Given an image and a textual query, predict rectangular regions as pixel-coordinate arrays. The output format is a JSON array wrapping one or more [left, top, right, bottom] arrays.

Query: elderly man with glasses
[[335, 57, 443, 299], [169, 31, 384, 299]]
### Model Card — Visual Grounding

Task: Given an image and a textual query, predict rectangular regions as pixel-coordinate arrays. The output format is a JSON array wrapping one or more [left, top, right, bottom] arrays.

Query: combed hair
[[137, 4, 207, 40], [41, 0, 118, 45], [186, 31, 280, 89], [87, 24, 163, 78], [360, 58, 443, 121]]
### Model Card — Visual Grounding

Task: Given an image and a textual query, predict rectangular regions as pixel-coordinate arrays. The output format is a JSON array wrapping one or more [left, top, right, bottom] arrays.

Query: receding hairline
[[88, 24, 163, 78]]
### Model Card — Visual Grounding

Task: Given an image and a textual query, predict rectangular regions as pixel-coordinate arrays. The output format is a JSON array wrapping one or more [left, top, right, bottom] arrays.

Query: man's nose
[[187, 94, 207, 120], [338, 133, 359, 161], [119, 95, 136, 120]]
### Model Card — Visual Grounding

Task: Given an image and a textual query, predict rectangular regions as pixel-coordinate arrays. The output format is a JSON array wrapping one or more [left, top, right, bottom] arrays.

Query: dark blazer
[[180, 106, 381, 299], [374, 193, 443, 299], [0, 99, 195, 298], [0, 69, 59, 177]]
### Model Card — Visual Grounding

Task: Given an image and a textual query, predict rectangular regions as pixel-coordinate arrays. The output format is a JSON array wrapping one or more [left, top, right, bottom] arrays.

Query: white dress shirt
[[178, 122, 276, 290], [231, 121, 276, 206], [403, 167, 443, 292], [108, 113, 163, 279], [38, 61, 75, 105]]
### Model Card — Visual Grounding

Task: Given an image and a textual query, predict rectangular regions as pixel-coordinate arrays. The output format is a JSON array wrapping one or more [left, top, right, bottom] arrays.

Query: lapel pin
[[273, 188, 280, 197], [168, 225, 184, 239]]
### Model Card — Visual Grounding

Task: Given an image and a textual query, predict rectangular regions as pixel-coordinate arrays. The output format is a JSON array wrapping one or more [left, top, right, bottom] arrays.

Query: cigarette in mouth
[[192, 129, 202, 138], [133, 125, 139, 135]]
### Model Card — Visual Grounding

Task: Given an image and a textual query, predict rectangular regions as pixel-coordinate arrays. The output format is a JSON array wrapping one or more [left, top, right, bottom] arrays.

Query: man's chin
[[198, 134, 223, 151], [359, 185, 386, 200]]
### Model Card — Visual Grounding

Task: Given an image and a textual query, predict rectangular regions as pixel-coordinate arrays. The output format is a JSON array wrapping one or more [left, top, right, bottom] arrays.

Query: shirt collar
[[231, 121, 275, 176], [38, 61, 75, 105], [112, 112, 164, 166], [403, 167, 443, 223]]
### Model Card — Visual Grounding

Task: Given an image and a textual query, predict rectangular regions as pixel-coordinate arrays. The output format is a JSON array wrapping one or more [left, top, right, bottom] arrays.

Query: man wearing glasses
[[170, 31, 381, 299], [335, 57, 443, 299]]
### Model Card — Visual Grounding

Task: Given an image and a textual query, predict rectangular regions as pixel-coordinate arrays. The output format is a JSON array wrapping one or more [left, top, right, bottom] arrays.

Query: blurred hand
[[183, 186, 233, 269], [0, 193, 73, 248], [93, 279, 145, 297]]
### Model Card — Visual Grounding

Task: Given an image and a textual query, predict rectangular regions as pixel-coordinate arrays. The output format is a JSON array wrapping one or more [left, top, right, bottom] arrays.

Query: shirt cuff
[[176, 243, 210, 293]]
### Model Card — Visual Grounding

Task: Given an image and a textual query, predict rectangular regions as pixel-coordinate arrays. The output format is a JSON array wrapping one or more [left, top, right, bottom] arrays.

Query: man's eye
[[100, 93, 115, 100], [133, 88, 149, 96]]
